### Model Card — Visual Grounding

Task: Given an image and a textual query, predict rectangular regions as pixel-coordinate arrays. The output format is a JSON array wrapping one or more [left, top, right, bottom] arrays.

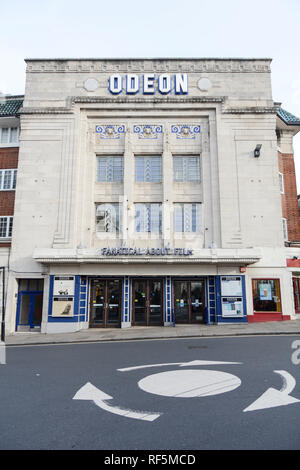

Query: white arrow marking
[[118, 360, 242, 372], [73, 382, 161, 421], [243, 370, 300, 412]]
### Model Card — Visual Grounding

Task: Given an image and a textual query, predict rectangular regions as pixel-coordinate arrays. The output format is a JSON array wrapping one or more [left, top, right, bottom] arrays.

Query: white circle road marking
[[138, 369, 241, 398]]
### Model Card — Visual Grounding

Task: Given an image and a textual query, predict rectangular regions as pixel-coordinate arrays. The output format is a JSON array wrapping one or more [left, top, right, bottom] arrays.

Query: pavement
[[4, 317, 300, 346]]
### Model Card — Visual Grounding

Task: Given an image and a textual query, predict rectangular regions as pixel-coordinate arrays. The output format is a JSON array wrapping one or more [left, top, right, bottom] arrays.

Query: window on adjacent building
[[135, 156, 162, 182], [279, 172, 284, 194], [135, 203, 162, 232], [174, 203, 202, 232], [95, 203, 121, 233], [0, 169, 17, 190], [282, 218, 288, 241], [0, 127, 19, 144], [252, 279, 282, 313], [0, 216, 13, 238], [96, 156, 123, 182], [173, 156, 200, 182]]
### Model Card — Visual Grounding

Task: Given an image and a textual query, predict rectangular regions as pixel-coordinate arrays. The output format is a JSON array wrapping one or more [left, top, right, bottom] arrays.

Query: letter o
[[109, 75, 123, 94], [158, 74, 172, 94]]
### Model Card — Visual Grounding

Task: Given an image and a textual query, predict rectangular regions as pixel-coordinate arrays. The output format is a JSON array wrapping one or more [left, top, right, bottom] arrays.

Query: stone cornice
[[222, 106, 278, 115], [19, 97, 278, 116], [19, 107, 73, 115], [72, 96, 225, 104], [25, 58, 272, 74]]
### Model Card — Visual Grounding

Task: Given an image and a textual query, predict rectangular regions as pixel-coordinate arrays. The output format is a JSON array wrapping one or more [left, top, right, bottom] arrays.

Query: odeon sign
[[108, 73, 188, 95]]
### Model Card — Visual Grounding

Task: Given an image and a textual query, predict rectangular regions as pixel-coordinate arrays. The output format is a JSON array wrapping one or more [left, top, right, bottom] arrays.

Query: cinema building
[[5, 58, 300, 334]]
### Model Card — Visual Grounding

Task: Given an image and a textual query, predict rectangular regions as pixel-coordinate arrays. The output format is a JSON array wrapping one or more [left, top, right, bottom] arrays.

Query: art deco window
[[252, 279, 282, 313], [173, 156, 200, 182], [135, 156, 162, 182], [96, 156, 123, 182], [95, 203, 121, 233], [0, 216, 13, 238], [0, 169, 17, 190], [0, 127, 19, 144], [134, 203, 162, 233], [174, 203, 202, 232]]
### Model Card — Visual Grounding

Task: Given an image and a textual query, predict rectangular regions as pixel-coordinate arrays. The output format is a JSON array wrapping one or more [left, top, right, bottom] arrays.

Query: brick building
[[277, 108, 300, 245], [0, 95, 23, 314], [277, 108, 300, 312]]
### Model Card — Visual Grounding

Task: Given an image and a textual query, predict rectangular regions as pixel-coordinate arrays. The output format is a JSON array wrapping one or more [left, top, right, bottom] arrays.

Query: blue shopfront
[[15, 274, 247, 331], [40, 274, 248, 330]]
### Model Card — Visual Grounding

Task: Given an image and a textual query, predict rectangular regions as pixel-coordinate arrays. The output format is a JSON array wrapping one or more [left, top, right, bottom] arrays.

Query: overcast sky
[[1, 0, 300, 188]]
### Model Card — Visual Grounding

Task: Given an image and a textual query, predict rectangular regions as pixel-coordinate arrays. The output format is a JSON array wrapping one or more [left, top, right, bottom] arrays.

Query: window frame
[[282, 217, 288, 241], [0, 169, 17, 191], [173, 203, 202, 233], [279, 172, 284, 194], [95, 203, 121, 234], [251, 278, 282, 314], [173, 155, 201, 182], [0, 216, 13, 238], [134, 203, 162, 233], [96, 155, 124, 183], [0, 127, 19, 146], [134, 155, 162, 183]]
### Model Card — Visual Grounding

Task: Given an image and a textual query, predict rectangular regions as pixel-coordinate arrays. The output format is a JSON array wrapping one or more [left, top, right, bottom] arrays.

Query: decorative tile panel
[[133, 125, 163, 139], [95, 125, 125, 139], [171, 124, 201, 139]]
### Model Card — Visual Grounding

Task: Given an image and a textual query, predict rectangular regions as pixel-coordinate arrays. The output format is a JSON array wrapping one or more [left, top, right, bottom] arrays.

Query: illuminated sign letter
[[143, 74, 155, 94], [158, 74, 172, 95], [109, 74, 123, 94], [126, 74, 139, 94], [175, 74, 188, 95]]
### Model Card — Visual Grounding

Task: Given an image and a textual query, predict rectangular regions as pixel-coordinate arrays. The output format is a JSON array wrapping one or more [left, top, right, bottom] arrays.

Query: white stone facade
[[5, 58, 297, 334]]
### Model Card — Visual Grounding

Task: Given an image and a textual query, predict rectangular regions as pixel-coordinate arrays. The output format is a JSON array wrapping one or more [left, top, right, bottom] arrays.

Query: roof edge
[[24, 57, 273, 62]]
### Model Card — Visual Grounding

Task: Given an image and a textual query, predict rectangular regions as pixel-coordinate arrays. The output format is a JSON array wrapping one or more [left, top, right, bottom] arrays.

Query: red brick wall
[[0, 147, 18, 246], [278, 151, 300, 241], [0, 147, 18, 169]]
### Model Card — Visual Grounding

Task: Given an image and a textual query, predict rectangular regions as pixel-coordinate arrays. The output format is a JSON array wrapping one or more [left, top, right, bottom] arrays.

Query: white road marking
[[138, 369, 241, 397], [73, 382, 161, 421], [243, 370, 300, 412], [118, 359, 242, 372]]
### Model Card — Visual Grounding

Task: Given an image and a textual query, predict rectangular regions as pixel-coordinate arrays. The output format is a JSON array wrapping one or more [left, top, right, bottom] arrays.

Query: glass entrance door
[[90, 279, 121, 328], [174, 281, 189, 322], [174, 279, 206, 324], [190, 281, 205, 323], [132, 279, 163, 326], [16, 279, 44, 331]]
